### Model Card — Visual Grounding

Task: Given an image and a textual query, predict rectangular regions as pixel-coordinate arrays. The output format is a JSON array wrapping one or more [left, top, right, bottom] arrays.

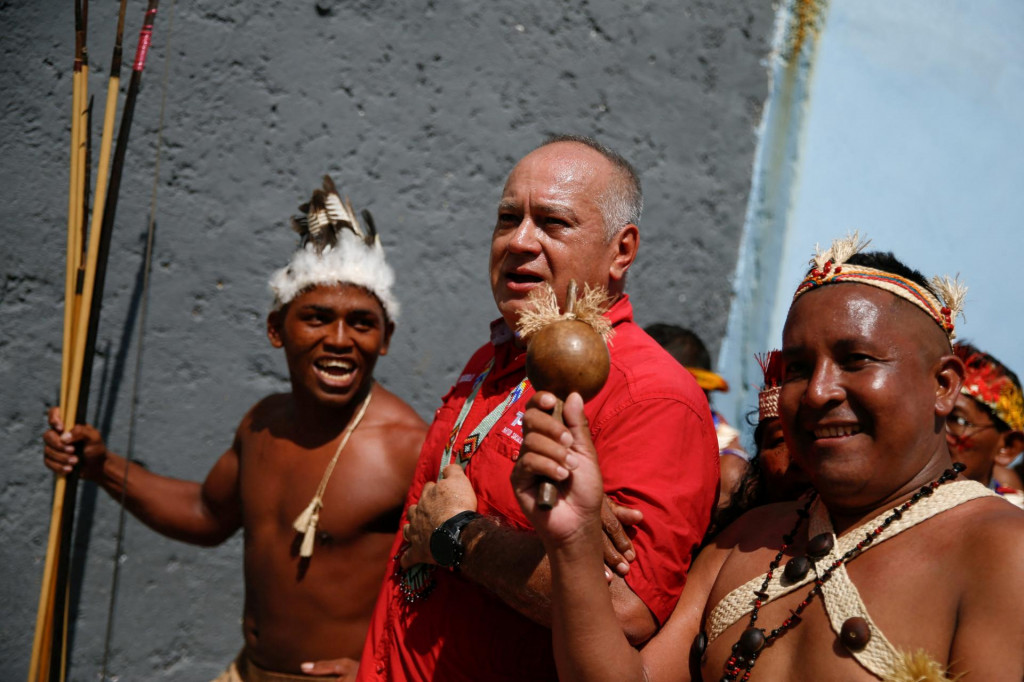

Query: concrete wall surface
[[0, 1, 774, 679]]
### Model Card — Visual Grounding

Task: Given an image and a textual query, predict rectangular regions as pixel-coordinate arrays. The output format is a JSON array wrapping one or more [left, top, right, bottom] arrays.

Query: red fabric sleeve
[[592, 395, 720, 625]]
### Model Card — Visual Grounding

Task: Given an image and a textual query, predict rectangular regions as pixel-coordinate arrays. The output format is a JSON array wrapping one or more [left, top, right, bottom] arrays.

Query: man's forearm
[[548, 529, 645, 682], [97, 453, 235, 546], [459, 516, 554, 625], [458, 515, 657, 643]]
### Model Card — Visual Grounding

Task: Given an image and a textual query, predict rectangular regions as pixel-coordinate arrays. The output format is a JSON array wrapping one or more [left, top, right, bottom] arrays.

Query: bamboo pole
[[30, 0, 136, 677], [34, 3, 161, 679], [59, 0, 86, 413], [30, 1, 88, 678]]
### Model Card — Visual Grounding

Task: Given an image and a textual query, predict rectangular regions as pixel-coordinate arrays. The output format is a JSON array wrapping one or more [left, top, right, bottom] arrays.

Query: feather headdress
[[269, 176, 398, 319], [954, 343, 1024, 432], [792, 231, 965, 340]]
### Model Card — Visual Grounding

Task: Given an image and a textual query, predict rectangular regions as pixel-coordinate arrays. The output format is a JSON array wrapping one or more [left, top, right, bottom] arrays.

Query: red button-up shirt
[[357, 296, 719, 681]]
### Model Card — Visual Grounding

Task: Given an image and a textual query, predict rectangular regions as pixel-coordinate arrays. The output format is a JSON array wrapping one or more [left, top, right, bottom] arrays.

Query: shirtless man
[[43, 178, 426, 681], [513, 236, 1024, 681]]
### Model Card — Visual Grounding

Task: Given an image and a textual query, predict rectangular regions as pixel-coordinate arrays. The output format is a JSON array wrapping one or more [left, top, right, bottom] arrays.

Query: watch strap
[[431, 510, 480, 569]]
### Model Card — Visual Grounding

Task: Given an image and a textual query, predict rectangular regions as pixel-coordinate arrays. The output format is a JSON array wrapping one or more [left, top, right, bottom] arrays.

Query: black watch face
[[430, 528, 458, 567]]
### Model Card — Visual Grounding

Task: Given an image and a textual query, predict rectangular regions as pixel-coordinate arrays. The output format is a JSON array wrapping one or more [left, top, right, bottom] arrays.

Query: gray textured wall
[[1, 1, 774, 679]]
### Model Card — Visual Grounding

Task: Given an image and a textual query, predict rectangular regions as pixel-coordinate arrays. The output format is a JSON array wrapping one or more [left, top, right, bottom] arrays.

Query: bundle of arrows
[[28, 1, 161, 680]]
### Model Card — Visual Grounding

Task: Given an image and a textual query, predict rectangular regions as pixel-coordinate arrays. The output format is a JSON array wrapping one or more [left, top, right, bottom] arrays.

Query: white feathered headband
[[269, 176, 399, 321]]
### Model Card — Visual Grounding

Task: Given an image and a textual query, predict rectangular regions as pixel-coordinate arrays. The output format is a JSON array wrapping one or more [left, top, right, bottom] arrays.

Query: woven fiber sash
[[706, 479, 996, 654]]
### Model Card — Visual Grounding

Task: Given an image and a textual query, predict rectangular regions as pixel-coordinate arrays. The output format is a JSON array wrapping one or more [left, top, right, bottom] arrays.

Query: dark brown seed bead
[[840, 617, 871, 651], [738, 627, 766, 655], [807, 533, 834, 558], [783, 555, 810, 582], [695, 632, 708, 657]]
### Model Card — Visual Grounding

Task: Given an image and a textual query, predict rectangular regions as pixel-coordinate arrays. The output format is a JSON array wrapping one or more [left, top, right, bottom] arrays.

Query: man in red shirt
[[356, 136, 720, 681]]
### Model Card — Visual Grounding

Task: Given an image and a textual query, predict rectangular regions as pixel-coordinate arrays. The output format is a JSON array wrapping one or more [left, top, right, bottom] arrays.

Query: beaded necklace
[[718, 462, 966, 681]]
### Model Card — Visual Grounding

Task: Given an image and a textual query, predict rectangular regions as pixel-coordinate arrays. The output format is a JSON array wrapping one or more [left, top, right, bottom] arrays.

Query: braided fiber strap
[[706, 480, 996, 646], [808, 503, 899, 678]]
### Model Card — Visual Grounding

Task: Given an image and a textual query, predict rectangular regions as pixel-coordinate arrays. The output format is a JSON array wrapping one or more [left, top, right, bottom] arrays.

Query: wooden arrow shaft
[[29, 1, 156, 679]]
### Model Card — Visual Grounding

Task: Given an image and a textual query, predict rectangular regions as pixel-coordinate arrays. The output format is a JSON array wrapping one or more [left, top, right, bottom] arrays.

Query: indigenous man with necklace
[[355, 136, 720, 682], [43, 178, 427, 681], [513, 234, 1024, 681]]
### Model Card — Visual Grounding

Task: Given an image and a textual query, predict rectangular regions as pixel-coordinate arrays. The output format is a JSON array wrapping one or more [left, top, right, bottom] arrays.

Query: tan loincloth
[[212, 650, 326, 682]]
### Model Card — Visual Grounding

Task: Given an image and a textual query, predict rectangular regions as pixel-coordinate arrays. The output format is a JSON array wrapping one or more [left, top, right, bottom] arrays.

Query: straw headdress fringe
[[930, 275, 968, 321], [292, 389, 373, 558], [516, 282, 614, 342], [810, 230, 871, 270], [794, 232, 966, 340]]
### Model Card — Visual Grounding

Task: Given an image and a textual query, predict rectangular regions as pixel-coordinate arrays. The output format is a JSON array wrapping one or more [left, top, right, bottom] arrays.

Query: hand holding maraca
[[516, 280, 612, 509]]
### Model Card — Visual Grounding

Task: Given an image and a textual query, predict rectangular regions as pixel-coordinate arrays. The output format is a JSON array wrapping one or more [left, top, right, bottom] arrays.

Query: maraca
[[520, 280, 611, 509]]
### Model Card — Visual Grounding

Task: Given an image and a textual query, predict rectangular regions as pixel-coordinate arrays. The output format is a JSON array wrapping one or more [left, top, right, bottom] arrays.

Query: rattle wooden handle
[[536, 399, 564, 510], [537, 481, 559, 509]]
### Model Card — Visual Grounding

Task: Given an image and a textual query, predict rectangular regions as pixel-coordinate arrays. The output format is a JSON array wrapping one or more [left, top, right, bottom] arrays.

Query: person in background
[[644, 324, 749, 510], [712, 350, 811, 534], [948, 341, 1024, 507]]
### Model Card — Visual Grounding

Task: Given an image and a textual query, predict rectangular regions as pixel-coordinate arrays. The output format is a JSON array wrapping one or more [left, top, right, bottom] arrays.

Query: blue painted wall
[[722, 0, 1024, 433]]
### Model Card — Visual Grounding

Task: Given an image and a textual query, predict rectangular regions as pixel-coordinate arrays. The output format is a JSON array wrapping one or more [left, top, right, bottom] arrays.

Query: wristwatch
[[429, 510, 480, 570]]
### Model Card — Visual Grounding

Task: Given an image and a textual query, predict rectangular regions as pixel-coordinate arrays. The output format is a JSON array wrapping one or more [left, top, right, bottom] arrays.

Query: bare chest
[[703, 528, 961, 680], [237, 432, 403, 547]]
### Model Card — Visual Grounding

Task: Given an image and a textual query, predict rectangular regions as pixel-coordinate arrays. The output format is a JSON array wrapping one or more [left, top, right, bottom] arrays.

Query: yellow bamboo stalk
[[63, 64, 120, 436], [32, 0, 137, 674], [28, 476, 66, 682], [29, 7, 89, 678], [60, 66, 84, 412], [69, 61, 90, 373]]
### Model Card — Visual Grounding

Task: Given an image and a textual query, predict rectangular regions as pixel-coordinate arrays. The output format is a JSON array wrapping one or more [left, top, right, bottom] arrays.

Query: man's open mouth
[[314, 358, 357, 385]]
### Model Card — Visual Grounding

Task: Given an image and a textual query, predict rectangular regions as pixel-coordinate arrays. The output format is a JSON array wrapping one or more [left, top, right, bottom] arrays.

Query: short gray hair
[[540, 134, 643, 240]]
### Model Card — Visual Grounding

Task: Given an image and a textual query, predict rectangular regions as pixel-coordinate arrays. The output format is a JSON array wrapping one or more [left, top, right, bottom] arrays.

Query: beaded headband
[[269, 176, 399, 320], [756, 350, 783, 422], [954, 345, 1024, 432], [791, 233, 966, 340]]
